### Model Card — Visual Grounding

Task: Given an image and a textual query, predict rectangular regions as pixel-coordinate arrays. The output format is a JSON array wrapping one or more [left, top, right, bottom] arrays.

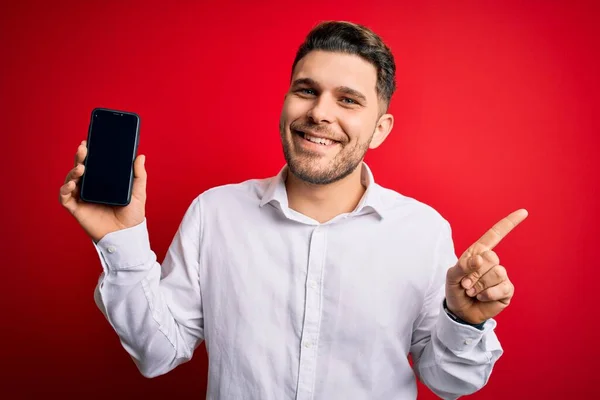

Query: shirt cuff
[[93, 219, 153, 271], [436, 300, 498, 353]]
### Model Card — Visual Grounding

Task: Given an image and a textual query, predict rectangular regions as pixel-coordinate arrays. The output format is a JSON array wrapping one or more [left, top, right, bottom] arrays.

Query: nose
[[307, 95, 335, 124]]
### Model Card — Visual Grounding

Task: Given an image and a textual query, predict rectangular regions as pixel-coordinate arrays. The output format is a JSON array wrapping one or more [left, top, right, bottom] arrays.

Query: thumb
[[132, 154, 147, 199], [446, 253, 479, 285]]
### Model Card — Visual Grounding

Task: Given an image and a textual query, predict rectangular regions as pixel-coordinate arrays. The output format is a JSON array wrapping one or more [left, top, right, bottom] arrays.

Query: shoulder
[[375, 183, 451, 232]]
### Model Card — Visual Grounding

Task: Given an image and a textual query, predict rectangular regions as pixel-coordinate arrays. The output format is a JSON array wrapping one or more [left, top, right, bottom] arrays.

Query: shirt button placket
[[296, 226, 326, 400]]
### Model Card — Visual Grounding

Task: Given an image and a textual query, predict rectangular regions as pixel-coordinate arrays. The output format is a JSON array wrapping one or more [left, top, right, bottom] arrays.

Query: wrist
[[443, 299, 486, 330]]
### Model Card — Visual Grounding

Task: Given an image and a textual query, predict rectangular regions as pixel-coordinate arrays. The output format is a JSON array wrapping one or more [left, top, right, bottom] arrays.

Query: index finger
[[74, 140, 87, 167], [473, 208, 529, 251]]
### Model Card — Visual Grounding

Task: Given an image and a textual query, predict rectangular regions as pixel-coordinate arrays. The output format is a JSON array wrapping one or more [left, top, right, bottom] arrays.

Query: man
[[59, 21, 527, 400]]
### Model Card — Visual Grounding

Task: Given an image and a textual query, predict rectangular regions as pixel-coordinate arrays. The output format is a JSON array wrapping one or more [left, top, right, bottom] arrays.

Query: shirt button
[[464, 339, 472, 345], [309, 280, 317, 289], [107, 246, 116, 254], [304, 342, 312, 348]]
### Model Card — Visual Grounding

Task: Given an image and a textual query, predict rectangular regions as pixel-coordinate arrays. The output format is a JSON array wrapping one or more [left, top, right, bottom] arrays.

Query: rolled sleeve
[[436, 301, 502, 355]]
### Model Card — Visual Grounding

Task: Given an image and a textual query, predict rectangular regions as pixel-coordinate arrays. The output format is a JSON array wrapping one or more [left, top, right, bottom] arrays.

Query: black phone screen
[[80, 109, 140, 206]]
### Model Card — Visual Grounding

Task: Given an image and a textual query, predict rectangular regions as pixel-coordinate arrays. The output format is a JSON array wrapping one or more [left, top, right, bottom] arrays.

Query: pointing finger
[[472, 209, 528, 252]]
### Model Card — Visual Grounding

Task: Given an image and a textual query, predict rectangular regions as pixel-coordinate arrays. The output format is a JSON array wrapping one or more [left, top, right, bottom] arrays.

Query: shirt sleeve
[[409, 221, 503, 399], [92, 196, 204, 378]]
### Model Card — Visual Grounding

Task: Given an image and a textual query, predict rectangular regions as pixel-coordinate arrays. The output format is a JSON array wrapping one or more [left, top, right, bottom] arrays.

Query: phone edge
[[79, 107, 141, 207]]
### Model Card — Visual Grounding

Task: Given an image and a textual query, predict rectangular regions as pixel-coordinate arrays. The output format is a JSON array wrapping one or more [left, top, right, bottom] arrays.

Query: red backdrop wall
[[1, 0, 598, 398]]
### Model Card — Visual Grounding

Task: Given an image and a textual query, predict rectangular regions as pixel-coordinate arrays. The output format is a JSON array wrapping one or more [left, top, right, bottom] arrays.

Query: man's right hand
[[59, 140, 148, 243]]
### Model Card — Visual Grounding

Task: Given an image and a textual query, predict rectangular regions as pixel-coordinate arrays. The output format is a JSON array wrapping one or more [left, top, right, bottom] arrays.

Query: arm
[[410, 222, 503, 399], [92, 197, 204, 378]]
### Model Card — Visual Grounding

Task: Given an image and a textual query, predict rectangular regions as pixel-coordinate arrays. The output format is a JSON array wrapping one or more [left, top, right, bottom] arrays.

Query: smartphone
[[80, 108, 141, 206]]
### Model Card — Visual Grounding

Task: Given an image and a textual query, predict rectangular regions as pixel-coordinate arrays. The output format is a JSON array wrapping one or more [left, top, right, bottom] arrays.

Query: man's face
[[279, 50, 388, 185]]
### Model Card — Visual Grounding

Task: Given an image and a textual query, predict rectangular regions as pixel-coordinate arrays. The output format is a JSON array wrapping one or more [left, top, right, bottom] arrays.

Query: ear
[[369, 113, 394, 149]]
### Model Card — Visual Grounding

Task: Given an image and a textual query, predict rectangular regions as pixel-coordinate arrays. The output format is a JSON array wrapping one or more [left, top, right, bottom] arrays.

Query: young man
[[60, 21, 527, 400]]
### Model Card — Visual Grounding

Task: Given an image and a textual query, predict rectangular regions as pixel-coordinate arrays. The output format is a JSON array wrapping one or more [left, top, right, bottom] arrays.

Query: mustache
[[289, 121, 344, 142]]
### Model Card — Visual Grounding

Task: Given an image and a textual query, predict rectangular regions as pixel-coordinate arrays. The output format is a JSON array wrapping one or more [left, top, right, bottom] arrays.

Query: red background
[[1, 0, 598, 398]]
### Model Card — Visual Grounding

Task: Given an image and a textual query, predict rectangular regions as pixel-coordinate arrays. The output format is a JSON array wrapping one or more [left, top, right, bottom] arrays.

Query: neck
[[285, 164, 367, 223]]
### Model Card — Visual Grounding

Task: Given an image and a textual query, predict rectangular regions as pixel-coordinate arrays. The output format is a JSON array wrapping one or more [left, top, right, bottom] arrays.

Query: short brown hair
[[291, 21, 397, 110]]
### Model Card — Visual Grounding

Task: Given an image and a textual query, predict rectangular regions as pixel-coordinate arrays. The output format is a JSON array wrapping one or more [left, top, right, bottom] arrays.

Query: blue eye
[[300, 88, 316, 95]]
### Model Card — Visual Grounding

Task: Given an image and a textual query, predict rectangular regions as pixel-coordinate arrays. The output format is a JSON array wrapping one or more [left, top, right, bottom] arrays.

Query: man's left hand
[[445, 209, 529, 325]]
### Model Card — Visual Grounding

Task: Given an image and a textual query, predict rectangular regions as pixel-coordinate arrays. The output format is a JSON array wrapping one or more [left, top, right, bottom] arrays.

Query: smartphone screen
[[80, 108, 140, 206]]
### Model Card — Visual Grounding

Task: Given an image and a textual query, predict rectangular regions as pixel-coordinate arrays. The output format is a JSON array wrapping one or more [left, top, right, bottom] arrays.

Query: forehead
[[292, 50, 378, 97]]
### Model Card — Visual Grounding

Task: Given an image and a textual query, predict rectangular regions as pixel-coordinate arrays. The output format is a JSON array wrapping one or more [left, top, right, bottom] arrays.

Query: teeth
[[304, 133, 334, 146]]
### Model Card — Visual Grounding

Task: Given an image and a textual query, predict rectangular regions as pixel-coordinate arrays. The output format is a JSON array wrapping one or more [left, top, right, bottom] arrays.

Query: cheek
[[282, 97, 309, 122], [339, 114, 373, 143]]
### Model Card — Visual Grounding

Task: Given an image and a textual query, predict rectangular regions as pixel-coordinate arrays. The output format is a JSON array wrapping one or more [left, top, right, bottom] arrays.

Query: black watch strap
[[443, 299, 486, 331]]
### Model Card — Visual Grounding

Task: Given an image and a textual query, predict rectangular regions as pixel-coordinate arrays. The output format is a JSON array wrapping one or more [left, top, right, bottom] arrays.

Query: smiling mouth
[[293, 129, 339, 146]]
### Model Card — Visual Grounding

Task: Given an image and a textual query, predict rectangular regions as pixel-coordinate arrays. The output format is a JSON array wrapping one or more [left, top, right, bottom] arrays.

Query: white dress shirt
[[92, 163, 502, 400]]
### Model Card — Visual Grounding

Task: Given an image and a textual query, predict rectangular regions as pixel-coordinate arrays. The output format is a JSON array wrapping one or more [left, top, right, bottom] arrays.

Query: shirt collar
[[259, 162, 386, 219]]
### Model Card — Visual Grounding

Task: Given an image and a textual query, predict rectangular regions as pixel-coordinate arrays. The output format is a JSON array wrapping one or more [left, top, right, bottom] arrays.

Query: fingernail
[[467, 287, 476, 296], [462, 278, 472, 289]]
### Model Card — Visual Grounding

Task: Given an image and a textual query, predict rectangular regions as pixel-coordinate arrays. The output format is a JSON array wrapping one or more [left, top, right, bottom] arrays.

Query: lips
[[293, 129, 340, 146]]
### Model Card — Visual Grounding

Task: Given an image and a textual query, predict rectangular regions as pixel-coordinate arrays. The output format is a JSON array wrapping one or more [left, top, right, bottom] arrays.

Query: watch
[[443, 299, 486, 331]]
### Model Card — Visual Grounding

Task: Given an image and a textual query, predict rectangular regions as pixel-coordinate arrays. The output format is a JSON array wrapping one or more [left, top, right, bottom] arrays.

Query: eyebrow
[[291, 78, 368, 103]]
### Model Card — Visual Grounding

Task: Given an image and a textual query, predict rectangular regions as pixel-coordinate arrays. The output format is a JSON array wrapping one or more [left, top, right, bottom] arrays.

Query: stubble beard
[[279, 121, 372, 185]]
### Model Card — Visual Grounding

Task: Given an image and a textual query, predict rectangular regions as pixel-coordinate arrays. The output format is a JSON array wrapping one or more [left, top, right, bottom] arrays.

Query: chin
[[286, 157, 354, 185], [281, 130, 364, 185]]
